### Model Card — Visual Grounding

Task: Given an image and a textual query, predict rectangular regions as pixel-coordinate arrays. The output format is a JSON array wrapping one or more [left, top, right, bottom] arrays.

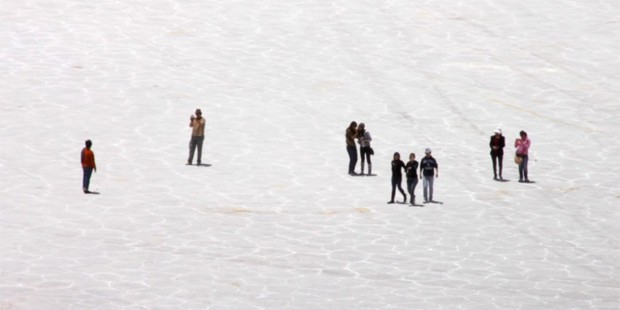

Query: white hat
[[494, 128, 502, 134], [425, 148, 432, 154]]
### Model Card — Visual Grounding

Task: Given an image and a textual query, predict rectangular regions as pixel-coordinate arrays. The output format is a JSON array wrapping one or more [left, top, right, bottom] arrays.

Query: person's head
[[85, 140, 92, 148], [358, 123, 365, 131], [393, 152, 400, 160], [425, 148, 432, 156], [494, 128, 502, 136], [409, 153, 416, 161], [195, 109, 202, 117], [349, 121, 357, 130], [520, 130, 527, 139]]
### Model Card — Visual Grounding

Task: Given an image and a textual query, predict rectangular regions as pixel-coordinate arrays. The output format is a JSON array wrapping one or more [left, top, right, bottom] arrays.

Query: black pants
[[491, 151, 503, 177], [360, 146, 372, 173], [346, 146, 358, 174], [391, 176, 406, 202]]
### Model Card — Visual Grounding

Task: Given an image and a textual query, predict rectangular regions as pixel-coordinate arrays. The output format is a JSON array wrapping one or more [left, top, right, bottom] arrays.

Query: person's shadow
[[85, 191, 100, 195], [196, 163, 212, 167]]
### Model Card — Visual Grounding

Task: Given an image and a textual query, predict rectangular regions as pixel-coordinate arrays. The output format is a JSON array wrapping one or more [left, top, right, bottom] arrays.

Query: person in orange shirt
[[81, 140, 97, 193]]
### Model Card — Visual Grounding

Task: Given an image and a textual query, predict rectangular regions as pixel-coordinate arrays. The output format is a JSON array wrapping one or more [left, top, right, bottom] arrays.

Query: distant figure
[[345, 121, 358, 175], [419, 148, 439, 203], [489, 128, 505, 180], [81, 140, 97, 194], [514, 130, 531, 182], [388, 152, 407, 204], [405, 153, 419, 205], [357, 123, 373, 175], [187, 108, 206, 165]]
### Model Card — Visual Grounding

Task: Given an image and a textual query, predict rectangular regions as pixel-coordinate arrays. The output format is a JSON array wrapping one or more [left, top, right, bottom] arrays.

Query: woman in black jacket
[[489, 128, 505, 180]]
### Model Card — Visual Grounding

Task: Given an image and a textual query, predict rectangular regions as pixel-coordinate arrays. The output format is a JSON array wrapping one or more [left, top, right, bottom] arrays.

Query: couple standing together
[[345, 121, 373, 176], [489, 128, 532, 182]]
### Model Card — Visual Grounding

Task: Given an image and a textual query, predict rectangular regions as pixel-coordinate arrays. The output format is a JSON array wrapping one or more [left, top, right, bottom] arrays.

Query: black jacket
[[489, 135, 505, 155]]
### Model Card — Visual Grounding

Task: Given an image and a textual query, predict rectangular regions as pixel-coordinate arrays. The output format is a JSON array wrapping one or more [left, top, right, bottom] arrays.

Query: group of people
[[489, 128, 532, 183], [344, 122, 533, 206], [388, 149, 439, 205], [344, 121, 439, 205], [79, 113, 532, 198]]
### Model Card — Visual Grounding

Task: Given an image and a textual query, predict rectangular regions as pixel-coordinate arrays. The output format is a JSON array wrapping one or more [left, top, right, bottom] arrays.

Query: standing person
[[514, 130, 531, 182], [490, 128, 505, 180], [345, 121, 358, 175], [419, 148, 439, 203], [187, 108, 206, 165], [357, 123, 373, 175], [405, 153, 419, 205], [388, 152, 407, 204], [81, 139, 97, 194]]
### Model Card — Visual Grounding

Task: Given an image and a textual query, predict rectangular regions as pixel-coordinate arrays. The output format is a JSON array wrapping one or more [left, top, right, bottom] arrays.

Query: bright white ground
[[1, 0, 619, 309]]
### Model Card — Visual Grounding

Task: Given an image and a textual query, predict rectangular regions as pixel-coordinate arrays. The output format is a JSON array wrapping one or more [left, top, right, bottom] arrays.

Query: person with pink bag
[[514, 130, 531, 183]]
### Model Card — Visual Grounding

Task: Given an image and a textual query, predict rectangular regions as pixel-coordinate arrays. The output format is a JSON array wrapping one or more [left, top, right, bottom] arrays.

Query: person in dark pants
[[514, 130, 531, 182], [345, 121, 358, 175], [489, 128, 505, 180], [405, 153, 419, 205], [357, 122, 373, 175], [81, 140, 97, 193], [187, 109, 206, 165], [419, 148, 438, 203], [388, 152, 407, 204]]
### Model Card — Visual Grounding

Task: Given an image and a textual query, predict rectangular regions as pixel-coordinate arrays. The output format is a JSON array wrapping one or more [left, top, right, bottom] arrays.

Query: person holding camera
[[187, 109, 206, 165]]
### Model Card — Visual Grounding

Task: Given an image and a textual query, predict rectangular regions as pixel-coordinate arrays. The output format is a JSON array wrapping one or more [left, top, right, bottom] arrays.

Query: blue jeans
[[83, 167, 93, 191], [407, 177, 418, 202], [518, 155, 529, 180], [346, 146, 358, 174], [423, 175, 434, 201]]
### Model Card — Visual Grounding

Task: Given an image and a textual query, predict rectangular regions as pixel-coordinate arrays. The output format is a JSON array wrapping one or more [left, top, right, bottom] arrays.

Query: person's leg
[[428, 175, 434, 201], [83, 167, 92, 192], [491, 153, 498, 179], [347, 147, 357, 174], [196, 136, 204, 164], [522, 155, 529, 181], [423, 176, 429, 202], [518, 156, 524, 181], [498, 153, 504, 179], [349, 147, 358, 174], [389, 177, 396, 203], [188, 137, 197, 164], [359, 148, 365, 174], [397, 177, 406, 202], [412, 178, 418, 204], [366, 150, 372, 175], [407, 179, 414, 197]]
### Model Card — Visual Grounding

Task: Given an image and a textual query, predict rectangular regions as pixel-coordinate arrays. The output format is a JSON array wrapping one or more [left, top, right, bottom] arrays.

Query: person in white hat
[[419, 148, 439, 203], [489, 128, 505, 180]]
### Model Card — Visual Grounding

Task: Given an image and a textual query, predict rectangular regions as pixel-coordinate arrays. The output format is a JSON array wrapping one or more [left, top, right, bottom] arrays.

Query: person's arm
[[189, 115, 195, 127], [93, 152, 97, 172], [81, 149, 85, 165], [435, 165, 439, 178], [419, 160, 423, 179], [500, 136, 505, 148]]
